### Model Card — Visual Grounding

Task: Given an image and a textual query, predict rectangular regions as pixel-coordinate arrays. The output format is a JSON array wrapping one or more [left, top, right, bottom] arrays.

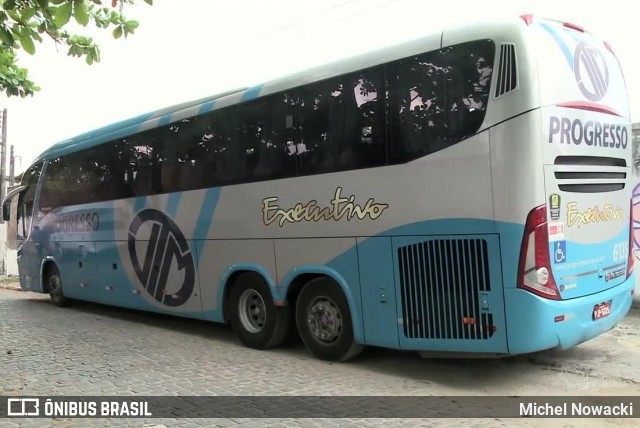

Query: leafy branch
[[0, 0, 152, 97]]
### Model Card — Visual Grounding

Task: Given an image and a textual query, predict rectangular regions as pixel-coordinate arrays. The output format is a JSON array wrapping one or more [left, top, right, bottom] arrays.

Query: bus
[[3, 14, 635, 362]]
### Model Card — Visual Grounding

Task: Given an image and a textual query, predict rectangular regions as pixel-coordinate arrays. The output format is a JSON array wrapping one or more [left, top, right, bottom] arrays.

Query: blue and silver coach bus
[[3, 15, 635, 361]]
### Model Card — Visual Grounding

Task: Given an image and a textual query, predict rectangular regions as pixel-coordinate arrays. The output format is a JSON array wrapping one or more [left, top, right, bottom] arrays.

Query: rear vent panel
[[397, 238, 494, 340], [554, 171, 626, 180], [553, 156, 628, 193], [495, 43, 517, 98], [554, 156, 626, 167], [558, 183, 625, 193]]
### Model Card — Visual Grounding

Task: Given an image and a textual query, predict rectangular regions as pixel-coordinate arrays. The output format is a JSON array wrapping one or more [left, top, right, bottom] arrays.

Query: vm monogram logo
[[128, 209, 195, 307], [573, 41, 609, 102]]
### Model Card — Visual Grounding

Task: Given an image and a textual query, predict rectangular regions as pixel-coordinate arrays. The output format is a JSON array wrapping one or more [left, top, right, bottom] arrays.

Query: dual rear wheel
[[45, 265, 361, 361], [228, 273, 363, 361]]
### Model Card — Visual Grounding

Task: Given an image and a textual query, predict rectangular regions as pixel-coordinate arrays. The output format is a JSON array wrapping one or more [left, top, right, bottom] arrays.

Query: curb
[[0, 282, 22, 291]]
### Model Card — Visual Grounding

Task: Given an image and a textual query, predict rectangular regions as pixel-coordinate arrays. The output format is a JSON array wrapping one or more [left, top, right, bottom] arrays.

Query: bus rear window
[[388, 39, 495, 163]]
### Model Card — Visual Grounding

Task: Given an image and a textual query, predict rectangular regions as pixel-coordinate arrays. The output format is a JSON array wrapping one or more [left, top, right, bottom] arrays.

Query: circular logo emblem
[[574, 41, 609, 102], [128, 209, 195, 307]]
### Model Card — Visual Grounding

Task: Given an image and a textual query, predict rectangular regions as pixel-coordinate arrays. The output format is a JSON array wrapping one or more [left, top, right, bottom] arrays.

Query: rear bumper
[[505, 275, 634, 355]]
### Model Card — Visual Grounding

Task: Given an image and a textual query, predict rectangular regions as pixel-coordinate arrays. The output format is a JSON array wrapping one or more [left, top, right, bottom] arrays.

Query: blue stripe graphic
[[158, 114, 173, 126], [540, 23, 574, 68], [198, 100, 216, 114], [133, 196, 146, 213], [241, 85, 263, 101], [166, 192, 181, 218], [194, 188, 221, 262]]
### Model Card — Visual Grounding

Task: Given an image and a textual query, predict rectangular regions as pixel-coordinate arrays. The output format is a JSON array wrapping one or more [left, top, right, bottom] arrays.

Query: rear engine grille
[[397, 238, 494, 340]]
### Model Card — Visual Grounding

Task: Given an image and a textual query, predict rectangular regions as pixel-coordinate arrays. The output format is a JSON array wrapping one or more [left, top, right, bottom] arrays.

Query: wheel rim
[[49, 275, 61, 300], [307, 297, 342, 344], [238, 289, 267, 334]]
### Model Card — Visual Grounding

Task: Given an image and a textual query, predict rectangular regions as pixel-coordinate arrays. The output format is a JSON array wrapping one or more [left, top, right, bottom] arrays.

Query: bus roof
[[32, 15, 528, 164]]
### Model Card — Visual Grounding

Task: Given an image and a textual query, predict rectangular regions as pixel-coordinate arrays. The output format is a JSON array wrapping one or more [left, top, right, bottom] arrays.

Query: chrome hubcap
[[307, 298, 342, 344], [238, 289, 266, 333]]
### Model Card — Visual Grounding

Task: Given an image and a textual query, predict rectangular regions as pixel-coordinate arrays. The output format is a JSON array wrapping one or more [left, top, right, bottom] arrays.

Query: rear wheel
[[228, 272, 290, 350], [46, 265, 69, 307], [295, 277, 363, 361]]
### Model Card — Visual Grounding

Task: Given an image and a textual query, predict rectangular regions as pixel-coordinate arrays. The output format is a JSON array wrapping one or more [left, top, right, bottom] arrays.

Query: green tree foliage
[[0, 0, 152, 97]]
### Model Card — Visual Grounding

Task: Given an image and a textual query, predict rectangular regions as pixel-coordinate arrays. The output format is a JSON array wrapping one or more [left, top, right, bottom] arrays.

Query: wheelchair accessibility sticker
[[554, 241, 567, 264]]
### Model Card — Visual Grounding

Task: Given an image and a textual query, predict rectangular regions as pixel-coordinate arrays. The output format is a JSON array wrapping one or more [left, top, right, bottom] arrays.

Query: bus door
[[15, 190, 43, 291], [3, 162, 45, 291]]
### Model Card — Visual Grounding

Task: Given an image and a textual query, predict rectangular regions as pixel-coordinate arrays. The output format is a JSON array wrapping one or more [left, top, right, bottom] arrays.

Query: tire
[[228, 272, 290, 350], [295, 277, 363, 362], [46, 264, 70, 307]]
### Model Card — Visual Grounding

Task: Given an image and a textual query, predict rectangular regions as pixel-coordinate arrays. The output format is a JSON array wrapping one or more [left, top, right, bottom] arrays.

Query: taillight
[[517, 205, 561, 300], [626, 199, 634, 279]]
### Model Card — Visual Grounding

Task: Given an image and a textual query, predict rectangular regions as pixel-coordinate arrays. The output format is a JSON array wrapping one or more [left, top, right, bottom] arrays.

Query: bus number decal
[[261, 187, 389, 227], [612, 241, 629, 263]]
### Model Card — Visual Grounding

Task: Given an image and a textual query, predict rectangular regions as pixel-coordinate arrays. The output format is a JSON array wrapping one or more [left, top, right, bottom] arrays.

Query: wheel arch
[[39, 256, 59, 293], [280, 266, 364, 344], [219, 264, 279, 323]]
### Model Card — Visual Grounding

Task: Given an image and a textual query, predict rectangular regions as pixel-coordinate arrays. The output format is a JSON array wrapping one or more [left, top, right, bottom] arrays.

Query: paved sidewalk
[[1, 289, 640, 428]]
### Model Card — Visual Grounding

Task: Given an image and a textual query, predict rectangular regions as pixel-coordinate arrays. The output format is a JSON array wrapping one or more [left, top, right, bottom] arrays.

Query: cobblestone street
[[1, 289, 638, 427]]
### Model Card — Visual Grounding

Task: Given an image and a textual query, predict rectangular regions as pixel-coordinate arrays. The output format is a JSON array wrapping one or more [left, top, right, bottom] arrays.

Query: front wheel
[[47, 265, 70, 307], [228, 272, 290, 350], [296, 277, 363, 362]]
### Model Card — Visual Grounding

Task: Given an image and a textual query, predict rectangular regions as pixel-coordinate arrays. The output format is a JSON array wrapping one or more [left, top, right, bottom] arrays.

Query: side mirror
[[2, 199, 9, 221], [1, 185, 26, 222]]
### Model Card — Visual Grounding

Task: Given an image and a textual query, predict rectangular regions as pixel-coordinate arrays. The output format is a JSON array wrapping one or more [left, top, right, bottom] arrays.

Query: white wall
[[0, 223, 17, 277]]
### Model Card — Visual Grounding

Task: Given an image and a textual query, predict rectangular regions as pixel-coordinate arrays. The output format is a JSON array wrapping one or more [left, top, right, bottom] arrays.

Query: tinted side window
[[388, 39, 494, 163], [39, 158, 63, 211], [156, 114, 216, 193], [31, 39, 495, 206], [21, 162, 42, 202], [296, 66, 386, 175], [211, 108, 243, 185], [89, 142, 132, 201], [235, 100, 272, 182], [120, 132, 157, 197], [250, 94, 297, 181], [71, 150, 100, 205]]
